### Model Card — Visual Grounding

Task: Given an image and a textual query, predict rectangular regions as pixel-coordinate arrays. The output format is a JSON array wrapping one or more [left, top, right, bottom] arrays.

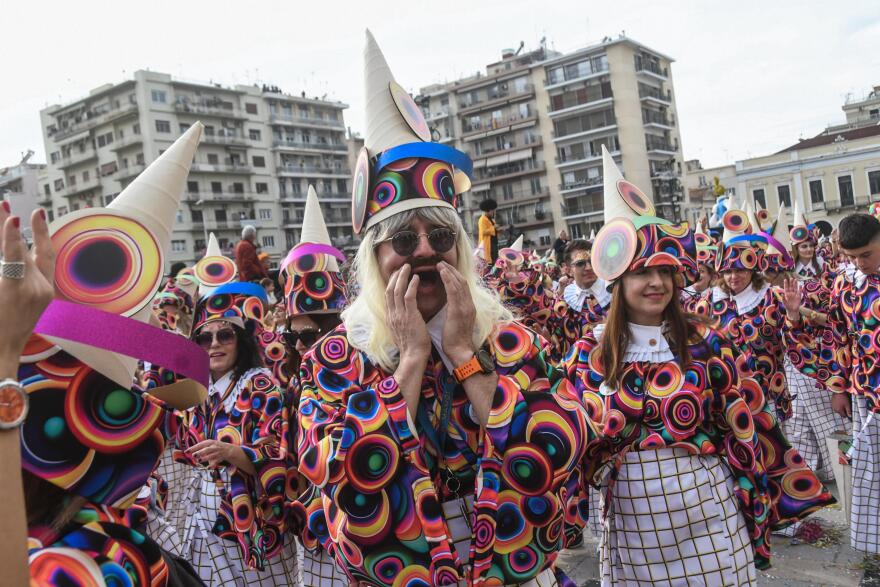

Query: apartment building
[[684, 85, 880, 231], [39, 70, 352, 268], [416, 34, 685, 250]]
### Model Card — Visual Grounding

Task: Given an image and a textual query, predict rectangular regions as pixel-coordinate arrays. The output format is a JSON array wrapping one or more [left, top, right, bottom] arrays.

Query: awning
[[485, 148, 532, 167], [470, 183, 492, 193], [56, 130, 91, 146]]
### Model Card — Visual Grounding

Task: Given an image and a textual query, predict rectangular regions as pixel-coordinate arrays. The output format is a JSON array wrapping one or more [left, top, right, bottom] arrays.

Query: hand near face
[[782, 277, 801, 316], [385, 264, 431, 363], [438, 261, 477, 364]]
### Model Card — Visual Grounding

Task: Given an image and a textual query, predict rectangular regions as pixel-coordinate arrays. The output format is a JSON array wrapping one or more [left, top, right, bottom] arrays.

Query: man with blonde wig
[[294, 31, 593, 586]]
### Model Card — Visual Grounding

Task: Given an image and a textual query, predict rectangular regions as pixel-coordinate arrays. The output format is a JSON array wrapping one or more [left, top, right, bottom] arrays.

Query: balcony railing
[[642, 111, 675, 127], [269, 112, 344, 128], [174, 101, 245, 119], [63, 177, 102, 197], [278, 163, 347, 175], [646, 138, 678, 153], [635, 60, 668, 78], [51, 103, 139, 141], [186, 191, 256, 202], [548, 95, 614, 115], [57, 148, 97, 169], [639, 87, 673, 102], [474, 160, 545, 182], [114, 163, 146, 180], [201, 134, 251, 147], [190, 162, 253, 174], [471, 136, 542, 159], [272, 139, 347, 152], [461, 113, 537, 136], [458, 83, 535, 113], [109, 135, 143, 151], [559, 176, 604, 191]]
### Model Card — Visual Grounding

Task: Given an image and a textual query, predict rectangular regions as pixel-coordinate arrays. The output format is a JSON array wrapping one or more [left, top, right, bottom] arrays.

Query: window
[[171, 240, 186, 252], [256, 182, 268, 194], [838, 175, 854, 207], [191, 209, 203, 222], [46, 210, 54, 222], [43, 184, 50, 196], [252, 156, 266, 168], [869, 170, 880, 196], [752, 188, 766, 209], [187, 181, 199, 193], [530, 177, 542, 195], [808, 179, 824, 206], [136, 153, 145, 165], [245, 103, 258, 115], [776, 184, 791, 208], [58, 206, 68, 217], [96, 132, 113, 147], [50, 151, 60, 163], [179, 123, 190, 133], [207, 153, 219, 164], [337, 179, 347, 193], [219, 238, 230, 249], [175, 210, 183, 223], [67, 175, 76, 186], [151, 90, 167, 103], [133, 123, 141, 135], [204, 125, 215, 136], [262, 235, 275, 247], [502, 184, 514, 201], [211, 182, 222, 194], [249, 129, 261, 141], [155, 120, 171, 133], [259, 208, 272, 220], [232, 182, 245, 193], [116, 129, 124, 139], [215, 209, 227, 222], [82, 170, 90, 181]]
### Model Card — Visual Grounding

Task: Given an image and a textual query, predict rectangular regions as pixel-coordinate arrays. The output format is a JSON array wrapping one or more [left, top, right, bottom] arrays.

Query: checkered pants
[[851, 395, 880, 554], [600, 448, 756, 587], [298, 547, 348, 586], [183, 469, 301, 586], [785, 360, 847, 482], [144, 446, 194, 555]]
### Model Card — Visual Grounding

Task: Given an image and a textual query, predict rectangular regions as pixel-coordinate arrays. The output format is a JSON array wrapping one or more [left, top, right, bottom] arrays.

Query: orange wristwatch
[[453, 348, 495, 383]]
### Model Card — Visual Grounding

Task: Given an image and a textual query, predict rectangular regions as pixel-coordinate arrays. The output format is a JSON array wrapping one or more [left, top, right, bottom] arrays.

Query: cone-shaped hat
[[301, 185, 339, 272], [510, 234, 524, 252], [602, 146, 643, 223], [766, 205, 792, 257]]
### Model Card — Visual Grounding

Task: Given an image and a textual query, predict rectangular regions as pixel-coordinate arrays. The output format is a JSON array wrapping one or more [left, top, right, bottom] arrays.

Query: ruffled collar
[[712, 283, 769, 315], [594, 322, 674, 364], [563, 279, 611, 312]]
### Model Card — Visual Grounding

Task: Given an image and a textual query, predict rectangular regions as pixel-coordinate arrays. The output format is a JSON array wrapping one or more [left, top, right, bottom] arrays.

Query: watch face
[[0, 385, 27, 428], [476, 349, 495, 373]]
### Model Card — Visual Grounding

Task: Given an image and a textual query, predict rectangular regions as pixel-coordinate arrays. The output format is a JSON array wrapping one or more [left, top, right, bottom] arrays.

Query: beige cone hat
[[509, 234, 524, 252], [721, 197, 747, 242], [364, 29, 423, 153], [44, 122, 204, 401], [205, 232, 221, 257], [766, 206, 792, 257], [589, 229, 597, 241], [301, 185, 339, 272], [792, 197, 809, 228], [602, 146, 642, 223]]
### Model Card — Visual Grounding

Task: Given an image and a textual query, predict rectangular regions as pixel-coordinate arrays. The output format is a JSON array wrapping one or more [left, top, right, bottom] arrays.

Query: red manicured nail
[[1, 201, 9, 213], [12, 216, 20, 228], [39, 208, 46, 220]]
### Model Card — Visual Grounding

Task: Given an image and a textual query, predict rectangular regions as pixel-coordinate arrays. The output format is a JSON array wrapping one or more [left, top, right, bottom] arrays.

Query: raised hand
[[782, 277, 801, 318], [385, 264, 431, 364], [438, 261, 477, 366]]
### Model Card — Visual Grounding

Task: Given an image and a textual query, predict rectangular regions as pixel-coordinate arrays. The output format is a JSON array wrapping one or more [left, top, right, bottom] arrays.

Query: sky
[[2, 0, 879, 169]]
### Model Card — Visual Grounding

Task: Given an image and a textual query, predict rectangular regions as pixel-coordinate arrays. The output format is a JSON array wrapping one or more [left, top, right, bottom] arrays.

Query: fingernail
[[1, 201, 9, 213], [12, 216, 20, 228], [39, 208, 46, 221]]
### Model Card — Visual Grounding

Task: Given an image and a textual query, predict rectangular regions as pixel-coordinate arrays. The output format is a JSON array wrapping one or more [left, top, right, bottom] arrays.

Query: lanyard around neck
[[416, 374, 456, 457]]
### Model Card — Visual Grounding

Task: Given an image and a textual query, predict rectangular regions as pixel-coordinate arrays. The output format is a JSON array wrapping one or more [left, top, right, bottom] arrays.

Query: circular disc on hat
[[52, 208, 163, 317], [695, 232, 712, 247], [616, 179, 655, 216], [723, 210, 749, 232], [593, 218, 638, 282], [389, 81, 431, 142], [790, 226, 810, 243], [352, 147, 370, 233], [194, 255, 236, 287]]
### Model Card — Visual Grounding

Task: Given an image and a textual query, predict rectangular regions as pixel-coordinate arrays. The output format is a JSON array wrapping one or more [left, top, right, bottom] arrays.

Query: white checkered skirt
[[851, 395, 880, 554], [600, 448, 756, 587]]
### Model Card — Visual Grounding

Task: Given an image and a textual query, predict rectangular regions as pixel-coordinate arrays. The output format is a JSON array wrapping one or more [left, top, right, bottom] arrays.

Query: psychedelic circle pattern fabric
[[564, 321, 835, 570], [18, 350, 165, 508], [284, 269, 346, 316], [174, 367, 289, 571], [366, 157, 458, 223], [28, 502, 169, 587], [296, 322, 590, 585]]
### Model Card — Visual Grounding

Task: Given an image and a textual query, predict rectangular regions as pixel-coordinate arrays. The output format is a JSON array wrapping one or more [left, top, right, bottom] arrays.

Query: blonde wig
[[342, 206, 513, 372]]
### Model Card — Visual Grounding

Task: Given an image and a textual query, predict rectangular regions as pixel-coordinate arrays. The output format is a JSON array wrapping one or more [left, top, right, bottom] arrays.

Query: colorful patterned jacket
[[818, 271, 880, 412], [28, 503, 169, 586], [296, 322, 590, 586], [692, 284, 804, 420], [174, 367, 289, 570], [564, 321, 834, 569]]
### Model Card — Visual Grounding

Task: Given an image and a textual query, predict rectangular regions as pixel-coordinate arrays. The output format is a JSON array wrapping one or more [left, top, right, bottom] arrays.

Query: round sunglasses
[[282, 329, 322, 349], [194, 328, 236, 350], [375, 228, 456, 257]]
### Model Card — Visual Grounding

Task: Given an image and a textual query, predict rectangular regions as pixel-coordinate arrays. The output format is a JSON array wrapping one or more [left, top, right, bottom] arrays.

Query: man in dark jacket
[[234, 225, 267, 282]]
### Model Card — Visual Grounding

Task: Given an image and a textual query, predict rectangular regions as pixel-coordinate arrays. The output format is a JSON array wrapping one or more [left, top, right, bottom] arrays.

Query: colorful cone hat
[[281, 185, 347, 316], [194, 232, 237, 297], [497, 234, 526, 268], [351, 30, 474, 234], [21, 124, 209, 507], [789, 198, 816, 245], [716, 199, 762, 272], [592, 146, 696, 288], [694, 223, 717, 268], [152, 267, 199, 335], [761, 205, 794, 272]]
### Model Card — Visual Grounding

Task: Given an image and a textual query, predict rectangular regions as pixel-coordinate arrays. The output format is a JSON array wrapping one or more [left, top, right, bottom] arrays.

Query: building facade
[[0, 154, 45, 240], [416, 35, 685, 251], [684, 85, 880, 231], [39, 70, 352, 268]]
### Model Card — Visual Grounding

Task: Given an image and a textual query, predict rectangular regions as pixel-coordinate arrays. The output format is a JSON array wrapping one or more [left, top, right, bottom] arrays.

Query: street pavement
[[556, 480, 876, 586]]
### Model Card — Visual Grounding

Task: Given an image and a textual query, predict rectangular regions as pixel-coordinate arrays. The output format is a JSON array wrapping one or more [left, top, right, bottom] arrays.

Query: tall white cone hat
[[510, 234, 524, 252], [44, 122, 204, 393], [364, 29, 424, 153], [721, 196, 748, 242], [792, 197, 809, 228], [301, 185, 339, 272], [589, 229, 597, 241], [205, 232, 222, 257], [767, 206, 792, 257], [602, 146, 648, 223]]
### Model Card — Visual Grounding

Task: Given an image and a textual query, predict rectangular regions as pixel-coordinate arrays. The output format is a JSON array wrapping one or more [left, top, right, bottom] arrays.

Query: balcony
[[201, 133, 251, 148], [425, 107, 452, 121], [190, 162, 253, 174], [458, 83, 535, 116], [473, 160, 545, 185], [269, 112, 345, 129], [174, 101, 246, 119], [643, 111, 676, 129], [114, 163, 146, 181], [552, 123, 618, 144], [562, 199, 604, 219], [57, 148, 97, 169], [461, 114, 538, 141], [272, 139, 347, 153], [650, 163, 677, 178], [470, 136, 542, 160], [185, 191, 256, 203], [63, 176, 102, 198], [640, 87, 673, 105], [544, 67, 611, 91], [52, 103, 139, 142], [822, 195, 873, 212], [635, 60, 668, 80], [277, 163, 348, 176], [646, 137, 679, 155], [559, 176, 604, 193], [109, 135, 143, 151]]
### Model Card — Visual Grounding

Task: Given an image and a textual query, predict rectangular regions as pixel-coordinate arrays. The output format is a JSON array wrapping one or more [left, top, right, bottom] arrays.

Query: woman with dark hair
[[177, 295, 299, 585], [566, 152, 833, 584], [477, 197, 499, 264]]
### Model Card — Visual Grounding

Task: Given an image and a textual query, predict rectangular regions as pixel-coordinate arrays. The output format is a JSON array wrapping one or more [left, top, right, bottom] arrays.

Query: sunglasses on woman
[[194, 328, 237, 350], [282, 329, 322, 348], [375, 228, 456, 257]]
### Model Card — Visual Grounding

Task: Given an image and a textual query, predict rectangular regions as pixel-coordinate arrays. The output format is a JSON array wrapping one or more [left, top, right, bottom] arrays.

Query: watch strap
[[453, 356, 481, 383]]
